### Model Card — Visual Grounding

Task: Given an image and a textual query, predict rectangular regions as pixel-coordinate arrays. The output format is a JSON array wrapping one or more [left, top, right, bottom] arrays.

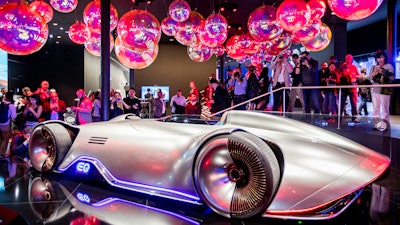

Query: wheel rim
[[30, 126, 57, 172], [196, 137, 268, 217]]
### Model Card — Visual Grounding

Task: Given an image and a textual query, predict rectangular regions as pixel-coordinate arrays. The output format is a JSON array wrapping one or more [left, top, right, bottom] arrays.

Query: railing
[[209, 83, 400, 129]]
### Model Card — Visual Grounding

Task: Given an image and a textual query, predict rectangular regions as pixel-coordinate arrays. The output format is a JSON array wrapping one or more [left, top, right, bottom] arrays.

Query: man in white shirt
[[170, 90, 186, 114]]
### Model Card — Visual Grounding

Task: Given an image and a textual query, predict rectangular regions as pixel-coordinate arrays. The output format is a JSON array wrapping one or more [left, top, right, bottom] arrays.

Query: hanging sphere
[[84, 31, 114, 56], [117, 10, 161, 50], [168, 0, 191, 22], [83, 0, 118, 32], [307, 0, 326, 21], [198, 13, 227, 48], [327, 0, 382, 21], [248, 5, 283, 41], [30, 1, 54, 23], [212, 45, 225, 56], [277, 0, 311, 33], [292, 20, 320, 43], [68, 21, 90, 44], [269, 31, 292, 53], [115, 37, 158, 69], [1, 0, 27, 5], [161, 16, 178, 36], [225, 35, 247, 60], [174, 11, 203, 46], [187, 44, 212, 62], [49, 0, 78, 13], [302, 23, 332, 51], [0, 3, 48, 55]]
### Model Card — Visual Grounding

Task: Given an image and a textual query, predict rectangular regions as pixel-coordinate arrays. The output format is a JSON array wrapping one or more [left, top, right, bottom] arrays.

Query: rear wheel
[[29, 123, 72, 172], [194, 131, 280, 219]]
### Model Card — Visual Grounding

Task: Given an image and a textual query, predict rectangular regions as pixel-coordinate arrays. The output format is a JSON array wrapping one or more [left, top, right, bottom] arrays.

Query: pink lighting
[[174, 11, 203, 46], [225, 35, 247, 60], [0, 3, 48, 55], [117, 9, 161, 50], [187, 44, 212, 62], [247, 5, 283, 42], [302, 23, 332, 51], [161, 16, 179, 36], [328, 0, 383, 21], [114, 37, 158, 69], [84, 31, 114, 56], [83, 0, 118, 32], [168, 0, 191, 22], [277, 0, 311, 33], [307, 0, 326, 21], [198, 13, 227, 48], [30, 0, 54, 23], [292, 20, 321, 43], [68, 21, 90, 44], [49, 0, 78, 13]]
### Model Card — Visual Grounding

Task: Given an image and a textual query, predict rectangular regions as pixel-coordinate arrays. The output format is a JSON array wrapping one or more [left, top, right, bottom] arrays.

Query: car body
[[28, 111, 390, 220]]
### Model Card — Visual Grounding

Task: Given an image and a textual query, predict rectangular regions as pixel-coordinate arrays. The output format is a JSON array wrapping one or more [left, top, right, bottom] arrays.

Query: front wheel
[[194, 131, 280, 219], [29, 123, 72, 172]]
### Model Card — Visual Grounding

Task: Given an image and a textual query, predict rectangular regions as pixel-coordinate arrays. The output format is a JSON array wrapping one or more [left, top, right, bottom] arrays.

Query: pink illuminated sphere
[[307, 0, 326, 20], [277, 0, 311, 33], [161, 16, 179, 36], [0, 3, 48, 55], [302, 23, 332, 51], [30, 1, 54, 23], [328, 0, 383, 21], [187, 44, 212, 62], [198, 13, 227, 48], [174, 11, 203, 46], [117, 10, 161, 50], [269, 31, 292, 53], [83, 0, 118, 32], [49, 0, 78, 13], [68, 21, 90, 44], [225, 35, 247, 60], [84, 31, 114, 56], [248, 5, 283, 42], [168, 0, 191, 22], [292, 20, 320, 43], [0, 0, 27, 4], [115, 37, 158, 69], [212, 45, 225, 56]]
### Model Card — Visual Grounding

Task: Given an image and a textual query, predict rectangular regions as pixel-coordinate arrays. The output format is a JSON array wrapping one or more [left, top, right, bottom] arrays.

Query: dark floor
[[0, 114, 399, 225]]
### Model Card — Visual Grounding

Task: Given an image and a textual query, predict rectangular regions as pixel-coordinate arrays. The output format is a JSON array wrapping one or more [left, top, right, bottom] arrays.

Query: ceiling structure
[[44, 0, 397, 47]]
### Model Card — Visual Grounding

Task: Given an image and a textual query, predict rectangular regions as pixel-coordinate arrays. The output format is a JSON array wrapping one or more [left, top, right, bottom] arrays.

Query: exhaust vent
[[87, 137, 108, 145]]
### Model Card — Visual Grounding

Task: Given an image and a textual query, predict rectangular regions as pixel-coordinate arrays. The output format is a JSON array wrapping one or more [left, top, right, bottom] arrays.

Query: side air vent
[[87, 137, 108, 145]]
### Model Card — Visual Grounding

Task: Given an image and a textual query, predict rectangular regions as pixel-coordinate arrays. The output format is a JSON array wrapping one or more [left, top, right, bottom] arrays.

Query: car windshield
[[160, 114, 221, 125]]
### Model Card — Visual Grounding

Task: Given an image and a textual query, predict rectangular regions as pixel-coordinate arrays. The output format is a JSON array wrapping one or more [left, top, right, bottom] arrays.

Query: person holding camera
[[300, 51, 321, 114], [369, 50, 394, 123], [270, 55, 293, 112], [110, 91, 128, 118]]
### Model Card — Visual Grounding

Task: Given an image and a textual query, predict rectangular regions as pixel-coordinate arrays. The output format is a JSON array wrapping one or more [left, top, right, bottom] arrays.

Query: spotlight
[[218, 2, 238, 13]]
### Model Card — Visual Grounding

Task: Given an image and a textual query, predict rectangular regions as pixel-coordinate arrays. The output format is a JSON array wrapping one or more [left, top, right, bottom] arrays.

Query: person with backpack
[[0, 92, 17, 157]]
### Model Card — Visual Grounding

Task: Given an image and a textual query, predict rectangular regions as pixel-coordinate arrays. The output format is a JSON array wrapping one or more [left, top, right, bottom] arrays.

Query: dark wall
[[347, 15, 400, 56], [8, 43, 84, 104]]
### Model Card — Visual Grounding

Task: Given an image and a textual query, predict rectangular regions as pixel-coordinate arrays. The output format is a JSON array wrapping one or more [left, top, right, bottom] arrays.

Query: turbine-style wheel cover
[[194, 131, 280, 219], [29, 123, 72, 172]]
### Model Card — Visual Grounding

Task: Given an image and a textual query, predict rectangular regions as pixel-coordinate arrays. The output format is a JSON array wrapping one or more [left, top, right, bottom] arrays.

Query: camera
[[300, 57, 306, 63]]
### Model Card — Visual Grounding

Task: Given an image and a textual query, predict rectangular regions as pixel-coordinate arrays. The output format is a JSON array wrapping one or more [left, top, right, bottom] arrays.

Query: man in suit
[[209, 79, 230, 116]]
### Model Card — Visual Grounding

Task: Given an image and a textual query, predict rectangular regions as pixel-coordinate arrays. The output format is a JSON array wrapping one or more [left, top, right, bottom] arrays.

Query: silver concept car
[[28, 111, 390, 220]]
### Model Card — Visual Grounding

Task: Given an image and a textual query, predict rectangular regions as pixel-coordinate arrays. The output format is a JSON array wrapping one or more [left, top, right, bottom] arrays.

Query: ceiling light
[[53, 22, 58, 26], [59, 27, 64, 30], [57, 35, 61, 39]]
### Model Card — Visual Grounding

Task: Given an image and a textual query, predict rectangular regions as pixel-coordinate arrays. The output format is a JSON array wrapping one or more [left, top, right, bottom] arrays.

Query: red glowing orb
[[277, 0, 311, 33], [30, 1, 54, 23], [68, 21, 90, 44], [328, 0, 383, 21], [0, 3, 48, 55], [49, 0, 78, 13], [83, 0, 118, 32], [248, 5, 283, 41]]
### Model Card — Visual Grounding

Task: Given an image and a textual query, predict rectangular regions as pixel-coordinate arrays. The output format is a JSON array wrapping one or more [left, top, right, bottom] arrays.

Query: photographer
[[300, 51, 321, 114], [369, 50, 394, 124]]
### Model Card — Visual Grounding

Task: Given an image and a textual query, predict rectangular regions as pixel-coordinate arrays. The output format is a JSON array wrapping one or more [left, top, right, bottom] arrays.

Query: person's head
[[189, 81, 196, 89], [4, 91, 14, 103], [209, 78, 219, 89], [360, 67, 367, 74], [188, 93, 197, 102], [94, 91, 101, 100], [329, 56, 338, 63], [375, 50, 387, 65], [344, 54, 353, 64], [40, 80, 49, 90], [114, 91, 121, 99], [291, 53, 299, 63], [321, 62, 328, 70], [176, 90, 182, 96], [29, 94, 41, 105], [146, 88, 151, 92], [1, 88, 6, 94], [22, 87, 32, 96], [328, 62, 336, 72], [76, 89, 85, 99], [128, 88, 136, 97], [157, 90, 164, 98], [110, 88, 115, 96], [249, 65, 256, 73], [23, 127, 33, 139], [49, 92, 59, 102], [301, 51, 311, 60]]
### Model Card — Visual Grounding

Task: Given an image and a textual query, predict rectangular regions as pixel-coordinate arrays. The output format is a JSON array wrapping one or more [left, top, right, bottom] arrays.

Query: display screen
[[141, 86, 170, 102], [0, 50, 7, 90]]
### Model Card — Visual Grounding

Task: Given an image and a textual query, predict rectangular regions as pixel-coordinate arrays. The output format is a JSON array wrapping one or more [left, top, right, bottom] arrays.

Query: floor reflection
[[0, 158, 399, 225]]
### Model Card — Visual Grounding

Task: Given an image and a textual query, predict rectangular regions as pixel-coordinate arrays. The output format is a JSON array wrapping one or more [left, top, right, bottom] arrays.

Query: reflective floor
[[0, 114, 399, 225]]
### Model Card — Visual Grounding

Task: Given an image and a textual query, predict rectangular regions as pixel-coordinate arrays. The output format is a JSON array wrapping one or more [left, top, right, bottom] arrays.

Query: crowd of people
[[0, 49, 395, 166]]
